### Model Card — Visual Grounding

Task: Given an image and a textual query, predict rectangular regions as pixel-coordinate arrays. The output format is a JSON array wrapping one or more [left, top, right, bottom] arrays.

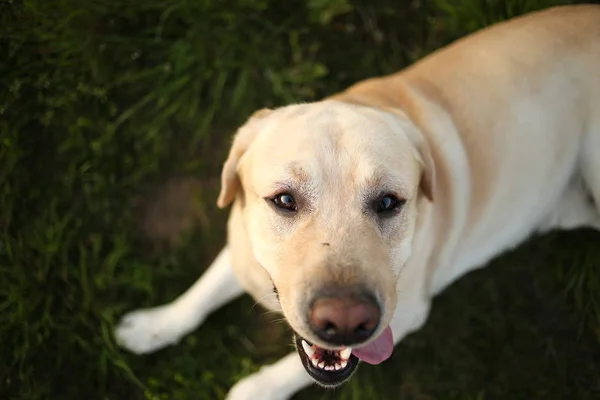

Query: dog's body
[[115, 5, 600, 399]]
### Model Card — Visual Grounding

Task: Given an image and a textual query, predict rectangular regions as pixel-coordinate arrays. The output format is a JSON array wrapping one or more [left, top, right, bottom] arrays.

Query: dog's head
[[217, 101, 434, 386]]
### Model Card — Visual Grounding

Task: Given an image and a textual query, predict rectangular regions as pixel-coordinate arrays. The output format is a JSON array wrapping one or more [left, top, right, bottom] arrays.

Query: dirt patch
[[139, 176, 213, 250]]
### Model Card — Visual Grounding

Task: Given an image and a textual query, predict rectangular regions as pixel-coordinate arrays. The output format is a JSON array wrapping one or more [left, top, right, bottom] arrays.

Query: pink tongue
[[351, 325, 394, 365]]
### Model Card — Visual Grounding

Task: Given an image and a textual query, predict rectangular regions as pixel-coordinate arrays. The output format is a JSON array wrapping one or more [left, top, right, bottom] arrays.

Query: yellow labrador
[[115, 5, 600, 399]]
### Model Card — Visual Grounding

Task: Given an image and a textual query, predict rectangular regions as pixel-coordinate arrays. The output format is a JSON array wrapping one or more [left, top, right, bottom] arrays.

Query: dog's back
[[334, 5, 600, 292]]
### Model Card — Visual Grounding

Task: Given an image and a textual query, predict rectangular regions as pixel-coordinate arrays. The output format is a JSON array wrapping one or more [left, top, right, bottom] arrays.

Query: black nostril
[[323, 322, 337, 338], [354, 323, 375, 340]]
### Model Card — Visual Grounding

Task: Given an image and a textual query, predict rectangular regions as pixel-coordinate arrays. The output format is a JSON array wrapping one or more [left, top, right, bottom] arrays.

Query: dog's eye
[[272, 193, 297, 212], [376, 194, 404, 214]]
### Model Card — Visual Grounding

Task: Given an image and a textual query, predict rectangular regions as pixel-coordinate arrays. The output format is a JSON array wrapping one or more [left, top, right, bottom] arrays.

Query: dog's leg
[[226, 352, 312, 400], [115, 246, 244, 354], [538, 178, 600, 232]]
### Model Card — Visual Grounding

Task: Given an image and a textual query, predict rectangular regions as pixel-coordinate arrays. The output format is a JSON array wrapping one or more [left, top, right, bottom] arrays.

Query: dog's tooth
[[318, 362, 325, 369], [335, 363, 341, 370], [339, 347, 352, 360], [341, 360, 348, 369], [312, 358, 319, 367], [325, 365, 333, 371], [301, 340, 315, 358]]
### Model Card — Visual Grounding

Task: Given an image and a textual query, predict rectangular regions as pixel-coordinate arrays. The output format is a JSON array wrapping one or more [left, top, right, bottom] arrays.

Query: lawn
[[1, 0, 599, 399]]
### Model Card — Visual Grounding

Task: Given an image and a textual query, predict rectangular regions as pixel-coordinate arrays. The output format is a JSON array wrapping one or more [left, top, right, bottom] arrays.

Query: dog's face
[[218, 101, 434, 386]]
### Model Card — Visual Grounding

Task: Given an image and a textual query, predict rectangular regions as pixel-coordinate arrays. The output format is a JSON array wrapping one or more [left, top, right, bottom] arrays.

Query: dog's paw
[[226, 373, 287, 400], [114, 304, 194, 354]]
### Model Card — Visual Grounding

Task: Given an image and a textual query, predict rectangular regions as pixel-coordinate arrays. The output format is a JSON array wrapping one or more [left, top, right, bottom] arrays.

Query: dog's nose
[[309, 293, 380, 345]]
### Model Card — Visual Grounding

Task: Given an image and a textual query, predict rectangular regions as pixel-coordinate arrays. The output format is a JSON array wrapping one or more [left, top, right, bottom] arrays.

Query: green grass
[[1, 0, 599, 399]]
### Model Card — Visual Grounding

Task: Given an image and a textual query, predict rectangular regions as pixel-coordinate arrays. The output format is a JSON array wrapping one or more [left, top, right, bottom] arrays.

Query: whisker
[[248, 292, 278, 314], [259, 308, 283, 316]]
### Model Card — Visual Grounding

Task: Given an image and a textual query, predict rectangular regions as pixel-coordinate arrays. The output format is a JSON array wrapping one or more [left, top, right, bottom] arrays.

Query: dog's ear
[[405, 126, 435, 202], [382, 107, 435, 202], [217, 108, 272, 208]]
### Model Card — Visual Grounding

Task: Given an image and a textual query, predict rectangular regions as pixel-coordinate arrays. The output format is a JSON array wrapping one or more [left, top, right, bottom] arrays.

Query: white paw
[[226, 372, 287, 400], [114, 304, 195, 354]]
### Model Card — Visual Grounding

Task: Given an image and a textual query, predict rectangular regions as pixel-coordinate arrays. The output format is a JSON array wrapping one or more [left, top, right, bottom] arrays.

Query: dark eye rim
[[374, 193, 406, 215], [268, 192, 298, 212]]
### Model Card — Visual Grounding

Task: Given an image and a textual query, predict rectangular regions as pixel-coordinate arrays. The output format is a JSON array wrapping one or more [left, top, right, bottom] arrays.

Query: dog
[[115, 5, 600, 399]]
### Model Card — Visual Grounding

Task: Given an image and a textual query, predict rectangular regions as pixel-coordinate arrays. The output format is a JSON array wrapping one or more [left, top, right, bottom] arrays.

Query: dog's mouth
[[294, 325, 395, 387], [294, 334, 359, 387]]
